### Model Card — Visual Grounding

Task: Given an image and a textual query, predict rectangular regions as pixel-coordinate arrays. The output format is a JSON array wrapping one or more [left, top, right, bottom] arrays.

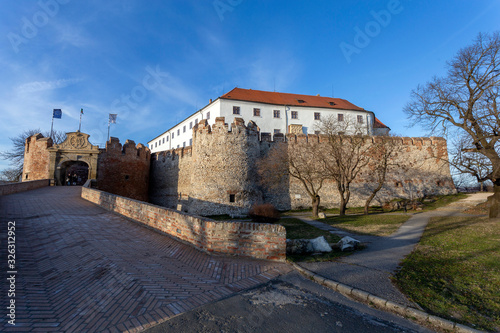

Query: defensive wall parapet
[[82, 185, 286, 261], [0, 179, 50, 196]]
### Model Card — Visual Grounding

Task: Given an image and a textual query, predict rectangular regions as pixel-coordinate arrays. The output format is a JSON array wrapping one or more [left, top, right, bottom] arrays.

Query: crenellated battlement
[[189, 117, 448, 147], [104, 137, 151, 159]]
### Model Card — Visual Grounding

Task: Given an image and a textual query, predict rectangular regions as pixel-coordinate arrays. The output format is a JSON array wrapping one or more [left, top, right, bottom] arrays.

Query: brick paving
[[0, 187, 291, 332]]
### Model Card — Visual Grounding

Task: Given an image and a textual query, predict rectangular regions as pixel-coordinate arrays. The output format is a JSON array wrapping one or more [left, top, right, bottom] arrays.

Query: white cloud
[[16, 78, 83, 94]]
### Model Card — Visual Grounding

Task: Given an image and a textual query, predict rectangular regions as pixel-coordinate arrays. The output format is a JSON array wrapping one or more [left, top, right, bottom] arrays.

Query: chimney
[[209, 98, 212, 103], [317, 94, 320, 96]]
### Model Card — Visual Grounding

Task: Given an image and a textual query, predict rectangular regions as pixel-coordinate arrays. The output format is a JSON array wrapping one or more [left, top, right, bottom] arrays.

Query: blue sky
[[1, 0, 500, 171]]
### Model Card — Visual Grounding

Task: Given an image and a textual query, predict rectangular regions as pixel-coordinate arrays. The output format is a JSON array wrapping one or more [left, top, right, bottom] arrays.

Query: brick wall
[[82, 185, 286, 261], [96, 138, 151, 202], [0, 179, 50, 196], [22, 134, 52, 181]]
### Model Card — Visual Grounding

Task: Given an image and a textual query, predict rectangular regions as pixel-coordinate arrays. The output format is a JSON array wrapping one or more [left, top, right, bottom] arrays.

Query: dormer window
[[297, 99, 306, 103], [329, 101, 336, 106]]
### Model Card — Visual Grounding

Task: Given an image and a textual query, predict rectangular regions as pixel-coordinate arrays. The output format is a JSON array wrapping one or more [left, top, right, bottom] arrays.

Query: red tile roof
[[221, 88, 365, 111], [374, 118, 390, 129]]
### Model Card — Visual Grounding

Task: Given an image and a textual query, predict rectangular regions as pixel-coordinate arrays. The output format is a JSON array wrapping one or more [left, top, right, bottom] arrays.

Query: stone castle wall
[[150, 117, 456, 215], [284, 135, 455, 210], [96, 137, 151, 202], [22, 134, 53, 181]]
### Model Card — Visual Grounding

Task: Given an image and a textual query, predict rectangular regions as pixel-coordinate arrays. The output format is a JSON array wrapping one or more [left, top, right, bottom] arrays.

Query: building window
[[195, 119, 198, 125], [328, 101, 336, 106], [189, 121, 192, 129], [314, 131, 320, 135], [183, 125, 186, 133], [183, 142, 186, 147], [172, 132, 174, 139], [297, 99, 306, 103], [229, 194, 235, 203], [189, 138, 192, 146], [162, 138, 165, 144], [177, 129, 180, 136], [166, 136, 169, 142], [207, 112, 210, 120], [158, 140, 161, 146], [291, 111, 298, 119], [274, 129, 281, 134], [253, 108, 260, 117], [338, 113, 344, 122], [177, 145, 179, 148], [155, 142, 157, 147], [233, 106, 240, 114], [357, 115, 363, 124], [273, 110, 280, 118], [314, 112, 320, 120]]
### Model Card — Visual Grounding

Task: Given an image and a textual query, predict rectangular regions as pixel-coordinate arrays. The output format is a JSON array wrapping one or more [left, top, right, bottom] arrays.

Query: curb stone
[[290, 262, 484, 333]]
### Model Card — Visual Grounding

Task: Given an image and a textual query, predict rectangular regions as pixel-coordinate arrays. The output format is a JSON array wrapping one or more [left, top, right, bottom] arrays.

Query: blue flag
[[53, 109, 62, 119]]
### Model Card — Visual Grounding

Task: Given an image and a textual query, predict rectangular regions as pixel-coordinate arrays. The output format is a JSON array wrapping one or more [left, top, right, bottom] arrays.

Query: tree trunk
[[364, 195, 374, 215], [339, 195, 346, 216], [312, 195, 320, 218], [364, 183, 384, 215], [489, 184, 500, 219]]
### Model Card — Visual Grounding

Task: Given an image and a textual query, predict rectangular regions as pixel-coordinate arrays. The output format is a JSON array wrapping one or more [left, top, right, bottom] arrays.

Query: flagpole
[[50, 116, 54, 139], [79, 108, 83, 132], [107, 119, 110, 142]]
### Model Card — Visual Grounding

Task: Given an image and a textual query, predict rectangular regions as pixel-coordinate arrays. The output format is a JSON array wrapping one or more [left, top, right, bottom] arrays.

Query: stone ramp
[[0, 186, 291, 332]]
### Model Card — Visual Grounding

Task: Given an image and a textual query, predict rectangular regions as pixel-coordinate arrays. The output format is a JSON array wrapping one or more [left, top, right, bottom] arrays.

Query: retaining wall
[[81, 185, 286, 261], [0, 179, 50, 196]]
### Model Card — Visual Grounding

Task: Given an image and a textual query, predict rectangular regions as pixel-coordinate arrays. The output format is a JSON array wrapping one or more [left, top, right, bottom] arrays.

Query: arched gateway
[[47, 132, 99, 186], [22, 131, 151, 201]]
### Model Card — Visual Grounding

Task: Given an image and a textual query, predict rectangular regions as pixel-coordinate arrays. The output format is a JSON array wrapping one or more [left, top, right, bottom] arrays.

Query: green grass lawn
[[278, 218, 348, 262], [394, 215, 500, 331], [322, 214, 411, 236]]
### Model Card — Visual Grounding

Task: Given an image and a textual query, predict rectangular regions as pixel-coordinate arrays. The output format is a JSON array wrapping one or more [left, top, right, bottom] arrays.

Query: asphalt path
[[146, 271, 434, 333]]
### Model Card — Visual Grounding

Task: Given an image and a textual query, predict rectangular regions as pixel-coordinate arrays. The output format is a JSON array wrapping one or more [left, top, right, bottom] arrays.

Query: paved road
[[0, 187, 291, 332]]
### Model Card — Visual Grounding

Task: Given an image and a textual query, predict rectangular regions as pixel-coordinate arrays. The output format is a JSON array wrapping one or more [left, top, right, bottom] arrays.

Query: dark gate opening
[[60, 161, 89, 186]]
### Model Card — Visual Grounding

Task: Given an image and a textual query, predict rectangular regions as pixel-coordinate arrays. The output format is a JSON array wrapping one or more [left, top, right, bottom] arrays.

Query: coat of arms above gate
[[53, 132, 99, 151]]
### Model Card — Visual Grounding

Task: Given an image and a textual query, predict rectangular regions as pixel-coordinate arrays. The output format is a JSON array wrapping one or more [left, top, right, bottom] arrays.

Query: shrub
[[249, 203, 280, 223]]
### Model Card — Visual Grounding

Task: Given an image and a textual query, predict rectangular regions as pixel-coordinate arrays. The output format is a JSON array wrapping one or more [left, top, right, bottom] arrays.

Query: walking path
[[295, 193, 491, 307], [0, 187, 291, 332]]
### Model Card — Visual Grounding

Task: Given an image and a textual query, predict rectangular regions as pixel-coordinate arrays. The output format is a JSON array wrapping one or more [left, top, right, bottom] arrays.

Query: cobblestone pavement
[[0, 186, 291, 332]]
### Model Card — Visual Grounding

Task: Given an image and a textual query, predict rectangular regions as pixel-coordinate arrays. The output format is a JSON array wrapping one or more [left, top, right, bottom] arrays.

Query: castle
[[22, 89, 456, 215]]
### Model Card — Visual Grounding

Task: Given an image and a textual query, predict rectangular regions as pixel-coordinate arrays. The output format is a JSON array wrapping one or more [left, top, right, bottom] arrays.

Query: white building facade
[[148, 88, 389, 153]]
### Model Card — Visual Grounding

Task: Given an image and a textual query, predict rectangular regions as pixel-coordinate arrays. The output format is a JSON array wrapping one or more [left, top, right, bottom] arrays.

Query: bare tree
[[0, 129, 66, 181], [316, 115, 371, 216], [363, 135, 401, 214], [404, 32, 500, 218], [257, 141, 327, 218]]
